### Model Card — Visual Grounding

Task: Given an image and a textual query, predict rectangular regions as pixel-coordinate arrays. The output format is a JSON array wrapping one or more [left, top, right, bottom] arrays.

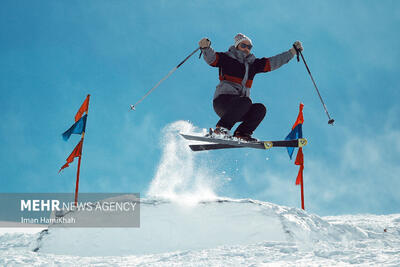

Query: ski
[[188, 139, 305, 151], [180, 133, 307, 151], [189, 143, 240, 151]]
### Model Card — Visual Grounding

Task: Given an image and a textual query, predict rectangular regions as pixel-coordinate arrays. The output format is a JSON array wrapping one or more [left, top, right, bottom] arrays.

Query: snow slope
[[1, 200, 399, 266], [34, 197, 371, 257]]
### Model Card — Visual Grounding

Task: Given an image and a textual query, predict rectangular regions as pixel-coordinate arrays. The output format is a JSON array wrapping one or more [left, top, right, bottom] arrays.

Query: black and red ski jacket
[[201, 45, 294, 99]]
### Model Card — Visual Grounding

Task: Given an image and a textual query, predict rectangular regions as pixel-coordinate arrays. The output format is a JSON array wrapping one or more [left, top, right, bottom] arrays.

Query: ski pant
[[213, 94, 266, 135]]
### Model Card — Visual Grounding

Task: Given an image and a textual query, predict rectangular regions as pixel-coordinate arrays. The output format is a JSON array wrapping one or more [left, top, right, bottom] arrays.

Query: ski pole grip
[[199, 39, 211, 59], [293, 44, 300, 62]]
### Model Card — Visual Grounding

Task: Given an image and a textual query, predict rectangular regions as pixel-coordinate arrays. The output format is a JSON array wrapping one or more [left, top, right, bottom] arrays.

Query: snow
[[1, 121, 399, 265], [1, 200, 399, 266]]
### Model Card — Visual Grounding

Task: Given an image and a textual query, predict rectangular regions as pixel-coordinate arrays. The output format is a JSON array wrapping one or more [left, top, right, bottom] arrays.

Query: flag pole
[[75, 145, 82, 206], [300, 176, 305, 210], [74, 95, 90, 206]]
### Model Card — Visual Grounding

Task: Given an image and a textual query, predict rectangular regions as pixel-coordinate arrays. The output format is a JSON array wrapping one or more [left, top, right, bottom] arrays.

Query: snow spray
[[147, 121, 219, 205]]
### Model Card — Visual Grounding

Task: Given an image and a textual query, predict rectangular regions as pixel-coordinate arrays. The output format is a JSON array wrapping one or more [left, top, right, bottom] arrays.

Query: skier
[[199, 33, 303, 141]]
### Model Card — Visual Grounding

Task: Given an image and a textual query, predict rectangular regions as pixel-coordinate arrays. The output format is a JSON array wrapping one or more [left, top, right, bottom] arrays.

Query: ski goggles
[[239, 43, 253, 50]]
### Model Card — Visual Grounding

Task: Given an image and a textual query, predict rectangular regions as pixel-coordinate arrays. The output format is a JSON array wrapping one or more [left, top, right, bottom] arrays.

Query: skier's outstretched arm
[[199, 37, 221, 67], [255, 41, 303, 73]]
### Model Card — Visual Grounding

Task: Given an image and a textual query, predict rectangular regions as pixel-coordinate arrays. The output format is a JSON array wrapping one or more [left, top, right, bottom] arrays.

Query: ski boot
[[207, 126, 232, 139], [233, 131, 258, 142]]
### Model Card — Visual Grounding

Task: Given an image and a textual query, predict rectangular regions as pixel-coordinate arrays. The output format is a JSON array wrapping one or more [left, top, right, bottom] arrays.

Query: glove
[[199, 38, 211, 49], [293, 41, 303, 52], [290, 41, 303, 55]]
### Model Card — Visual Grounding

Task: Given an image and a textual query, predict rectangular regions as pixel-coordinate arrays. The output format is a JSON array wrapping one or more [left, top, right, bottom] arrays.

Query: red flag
[[295, 147, 305, 209], [292, 103, 304, 130], [59, 140, 83, 173], [75, 95, 90, 122], [295, 148, 304, 185]]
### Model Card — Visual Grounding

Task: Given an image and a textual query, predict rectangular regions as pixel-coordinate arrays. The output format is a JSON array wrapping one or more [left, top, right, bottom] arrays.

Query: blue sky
[[1, 1, 399, 216]]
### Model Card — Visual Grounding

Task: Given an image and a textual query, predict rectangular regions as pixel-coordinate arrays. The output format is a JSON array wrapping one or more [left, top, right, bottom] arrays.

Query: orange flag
[[75, 95, 90, 122], [291, 103, 304, 130], [59, 139, 83, 173], [294, 147, 304, 185]]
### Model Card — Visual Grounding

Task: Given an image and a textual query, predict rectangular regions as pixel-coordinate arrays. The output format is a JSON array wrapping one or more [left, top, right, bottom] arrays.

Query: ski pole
[[130, 47, 201, 110], [294, 45, 335, 125]]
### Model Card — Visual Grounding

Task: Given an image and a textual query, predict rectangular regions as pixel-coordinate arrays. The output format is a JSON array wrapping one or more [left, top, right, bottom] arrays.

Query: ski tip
[[298, 138, 308, 147], [188, 145, 201, 152]]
